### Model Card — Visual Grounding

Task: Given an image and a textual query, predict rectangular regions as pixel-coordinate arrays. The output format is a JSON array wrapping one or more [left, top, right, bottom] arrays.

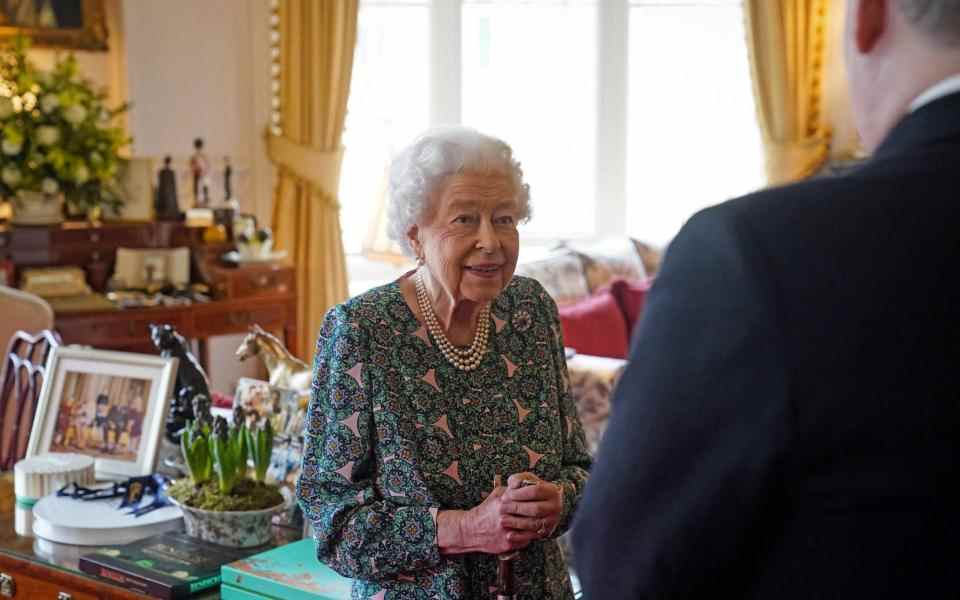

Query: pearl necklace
[[414, 270, 490, 371]]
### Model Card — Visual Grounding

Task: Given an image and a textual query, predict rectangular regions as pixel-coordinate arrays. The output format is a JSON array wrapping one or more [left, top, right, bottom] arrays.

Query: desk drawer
[[57, 312, 188, 347], [0, 568, 100, 600], [193, 302, 289, 337], [233, 268, 294, 298]]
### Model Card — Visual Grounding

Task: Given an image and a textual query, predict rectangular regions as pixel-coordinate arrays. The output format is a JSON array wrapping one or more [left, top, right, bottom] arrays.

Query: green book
[[79, 532, 269, 599], [220, 539, 352, 600]]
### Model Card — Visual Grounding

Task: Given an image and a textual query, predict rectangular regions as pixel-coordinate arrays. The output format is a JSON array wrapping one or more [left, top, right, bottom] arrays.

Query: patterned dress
[[298, 276, 592, 600]]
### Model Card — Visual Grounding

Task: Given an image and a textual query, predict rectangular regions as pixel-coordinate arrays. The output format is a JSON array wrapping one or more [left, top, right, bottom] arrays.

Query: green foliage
[[180, 419, 212, 486], [245, 418, 274, 483], [0, 34, 130, 213], [178, 408, 279, 500]]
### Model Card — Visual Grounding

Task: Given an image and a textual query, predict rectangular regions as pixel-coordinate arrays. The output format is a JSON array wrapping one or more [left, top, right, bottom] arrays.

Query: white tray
[[32, 493, 183, 546]]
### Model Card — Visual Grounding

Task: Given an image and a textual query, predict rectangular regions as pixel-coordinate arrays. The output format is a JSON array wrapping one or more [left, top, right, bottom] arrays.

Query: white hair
[[386, 126, 531, 257]]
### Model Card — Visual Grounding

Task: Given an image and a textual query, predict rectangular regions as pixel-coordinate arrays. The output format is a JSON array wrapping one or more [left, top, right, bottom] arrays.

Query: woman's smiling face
[[409, 172, 521, 305]]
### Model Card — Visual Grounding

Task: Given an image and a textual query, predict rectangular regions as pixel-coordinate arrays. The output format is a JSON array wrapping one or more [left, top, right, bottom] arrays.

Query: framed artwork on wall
[[0, 0, 108, 51], [27, 346, 178, 479]]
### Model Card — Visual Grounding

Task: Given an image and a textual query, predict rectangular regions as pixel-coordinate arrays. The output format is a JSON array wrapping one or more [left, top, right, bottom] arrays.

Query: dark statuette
[[149, 323, 211, 430], [155, 155, 182, 220]]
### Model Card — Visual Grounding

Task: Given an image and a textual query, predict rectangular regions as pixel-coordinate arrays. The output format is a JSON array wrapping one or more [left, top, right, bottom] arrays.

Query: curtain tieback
[[267, 133, 345, 196]]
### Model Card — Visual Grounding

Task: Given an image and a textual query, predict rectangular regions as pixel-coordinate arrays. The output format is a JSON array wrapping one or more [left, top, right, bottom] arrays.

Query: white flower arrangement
[[0, 36, 130, 214]]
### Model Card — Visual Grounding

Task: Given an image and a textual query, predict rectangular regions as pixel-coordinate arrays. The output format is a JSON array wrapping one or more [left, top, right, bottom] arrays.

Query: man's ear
[[854, 0, 887, 53]]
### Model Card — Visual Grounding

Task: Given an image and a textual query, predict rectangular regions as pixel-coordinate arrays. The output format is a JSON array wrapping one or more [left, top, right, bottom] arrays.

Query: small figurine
[[189, 137, 211, 207], [235, 324, 311, 392], [155, 155, 181, 220], [150, 322, 211, 407], [224, 155, 233, 203]]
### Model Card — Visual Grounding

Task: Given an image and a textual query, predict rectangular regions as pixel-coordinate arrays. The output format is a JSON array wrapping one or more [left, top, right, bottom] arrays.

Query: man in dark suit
[[572, 0, 960, 597]]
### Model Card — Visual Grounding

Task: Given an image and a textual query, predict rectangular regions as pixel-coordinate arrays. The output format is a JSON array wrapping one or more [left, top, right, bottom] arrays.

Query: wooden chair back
[[0, 330, 61, 470]]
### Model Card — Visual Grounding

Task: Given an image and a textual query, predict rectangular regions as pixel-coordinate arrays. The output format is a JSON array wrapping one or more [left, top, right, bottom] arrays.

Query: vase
[[10, 190, 64, 226], [168, 496, 287, 548]]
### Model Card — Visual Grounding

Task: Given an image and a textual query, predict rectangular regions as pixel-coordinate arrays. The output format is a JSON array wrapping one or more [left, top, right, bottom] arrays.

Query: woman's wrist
[[437, 509, 471, 555]]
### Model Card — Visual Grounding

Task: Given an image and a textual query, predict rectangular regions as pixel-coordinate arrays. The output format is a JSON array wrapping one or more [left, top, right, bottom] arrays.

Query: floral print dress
[[297, 276, 592, 600]]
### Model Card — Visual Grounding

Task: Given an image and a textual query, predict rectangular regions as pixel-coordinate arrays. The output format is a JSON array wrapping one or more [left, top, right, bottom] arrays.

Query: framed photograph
[[0, 0, 109, 51], [233, 378, 307, 486], [27, 346, 178, 480], [113, 247, 190, 289]]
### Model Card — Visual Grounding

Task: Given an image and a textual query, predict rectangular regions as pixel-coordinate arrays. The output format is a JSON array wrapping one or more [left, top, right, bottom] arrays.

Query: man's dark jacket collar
[[873, 90, 960, 160]]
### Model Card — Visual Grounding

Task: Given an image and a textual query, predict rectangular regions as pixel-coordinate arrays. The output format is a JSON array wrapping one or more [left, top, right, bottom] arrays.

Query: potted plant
[[168, 407, 285, 548], [0, 35, 129, 225]]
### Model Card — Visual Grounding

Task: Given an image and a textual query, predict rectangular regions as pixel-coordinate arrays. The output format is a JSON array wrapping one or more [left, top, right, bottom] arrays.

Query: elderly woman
[[298, 126, 591, 599]]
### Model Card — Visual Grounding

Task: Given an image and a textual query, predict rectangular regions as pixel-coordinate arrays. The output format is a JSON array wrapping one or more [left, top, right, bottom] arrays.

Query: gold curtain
[[745, 0, 832, 185], [269, 0, 359, 360]]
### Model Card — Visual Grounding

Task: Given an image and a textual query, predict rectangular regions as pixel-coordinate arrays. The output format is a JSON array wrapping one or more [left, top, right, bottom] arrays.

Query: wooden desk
[[0, 498, 299, 599], [55, 292, 298, 371], [0, 221, 299, 364]]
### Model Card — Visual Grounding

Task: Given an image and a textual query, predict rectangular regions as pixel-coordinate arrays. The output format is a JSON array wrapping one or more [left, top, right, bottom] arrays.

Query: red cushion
[[557, 290, 629, 359], [605, 277, 653, 334]]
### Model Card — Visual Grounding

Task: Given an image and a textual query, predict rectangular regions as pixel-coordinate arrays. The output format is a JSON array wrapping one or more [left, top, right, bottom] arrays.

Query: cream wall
[[122, 0, 276, 393], [27, 1, 276, 392]]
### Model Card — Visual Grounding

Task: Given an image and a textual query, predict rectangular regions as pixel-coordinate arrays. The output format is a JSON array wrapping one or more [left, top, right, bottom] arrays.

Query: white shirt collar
[[909, 73, 960, 112]]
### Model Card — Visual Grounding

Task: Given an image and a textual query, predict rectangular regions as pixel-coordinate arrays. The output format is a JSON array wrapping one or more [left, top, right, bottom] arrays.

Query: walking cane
[[496, 478, 539, 599]]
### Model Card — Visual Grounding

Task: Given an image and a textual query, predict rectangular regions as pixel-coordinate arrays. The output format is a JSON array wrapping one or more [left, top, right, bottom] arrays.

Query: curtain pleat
[[269, 0, 359, 360], [745, 0, 832, 184]]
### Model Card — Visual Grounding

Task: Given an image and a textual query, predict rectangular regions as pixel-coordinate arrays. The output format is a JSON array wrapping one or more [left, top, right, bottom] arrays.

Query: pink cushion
[[558, 290, 629, 359], [603, 277, 653, 335]]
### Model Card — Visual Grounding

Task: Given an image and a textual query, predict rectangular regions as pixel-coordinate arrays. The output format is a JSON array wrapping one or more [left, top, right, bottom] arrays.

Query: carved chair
[[0, 330, 61, 470]]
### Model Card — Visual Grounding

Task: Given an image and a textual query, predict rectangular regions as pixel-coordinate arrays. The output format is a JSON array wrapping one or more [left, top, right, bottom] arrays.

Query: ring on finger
[[536, 519, 547, 537]]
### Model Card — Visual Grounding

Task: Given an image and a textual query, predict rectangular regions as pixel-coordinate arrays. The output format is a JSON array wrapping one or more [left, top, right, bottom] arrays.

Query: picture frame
[[0, 0, 109, 51], [113, 247, 190, 289], [27, 346, 178, 480]]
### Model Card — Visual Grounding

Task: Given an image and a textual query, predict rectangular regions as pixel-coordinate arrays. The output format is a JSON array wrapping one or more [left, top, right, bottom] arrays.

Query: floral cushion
[[513, 250, 590, 306], [564, 237, 648, 293]]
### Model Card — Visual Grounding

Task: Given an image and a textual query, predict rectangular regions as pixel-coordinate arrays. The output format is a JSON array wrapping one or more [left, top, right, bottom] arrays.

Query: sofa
[[514, 236, 659, 359]]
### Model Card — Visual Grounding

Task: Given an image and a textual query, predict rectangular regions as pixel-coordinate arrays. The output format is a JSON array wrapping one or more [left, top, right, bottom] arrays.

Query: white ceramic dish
[[32, 493, 183, 545]]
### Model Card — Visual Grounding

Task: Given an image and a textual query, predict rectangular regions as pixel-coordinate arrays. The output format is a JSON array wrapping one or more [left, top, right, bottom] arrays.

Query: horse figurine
[[236, 324, 311, 392]]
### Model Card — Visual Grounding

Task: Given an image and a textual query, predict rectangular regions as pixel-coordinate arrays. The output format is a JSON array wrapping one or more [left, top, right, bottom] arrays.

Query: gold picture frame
[[0, 0, 108, 51]]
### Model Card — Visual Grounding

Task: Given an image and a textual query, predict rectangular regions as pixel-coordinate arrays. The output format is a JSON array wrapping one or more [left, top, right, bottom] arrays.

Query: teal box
[[221, 539, 352, 600]]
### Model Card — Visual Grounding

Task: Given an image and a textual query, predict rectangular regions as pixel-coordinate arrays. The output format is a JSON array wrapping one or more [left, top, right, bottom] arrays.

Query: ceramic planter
[[169, 496, 286, 548], [11, 190, 64, 225]]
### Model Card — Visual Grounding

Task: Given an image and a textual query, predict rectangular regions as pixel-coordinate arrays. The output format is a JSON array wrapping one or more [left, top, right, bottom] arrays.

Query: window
[[338, 0, 763, 257], [627, 0, 763, 246]]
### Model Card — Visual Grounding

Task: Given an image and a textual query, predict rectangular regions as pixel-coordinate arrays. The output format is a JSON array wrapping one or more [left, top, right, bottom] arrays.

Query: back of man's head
[[898, 0, 960, 46]]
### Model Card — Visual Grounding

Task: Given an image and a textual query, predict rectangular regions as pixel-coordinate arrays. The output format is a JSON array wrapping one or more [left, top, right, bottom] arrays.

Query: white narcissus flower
[[74, 164, 90, 184], [2, 165, 21, 186], [40, 94, 59, 113], [2, 139, 21, 155], [63, 105, 87, 125], [36, 125, 60, 146], [0, 97, 13, 119], [40, 177, 59, 194]]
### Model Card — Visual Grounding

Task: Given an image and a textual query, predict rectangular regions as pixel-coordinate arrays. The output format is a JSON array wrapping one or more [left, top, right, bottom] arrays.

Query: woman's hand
[[438, 486, 540, 555], [499, 473, 563, 539]]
